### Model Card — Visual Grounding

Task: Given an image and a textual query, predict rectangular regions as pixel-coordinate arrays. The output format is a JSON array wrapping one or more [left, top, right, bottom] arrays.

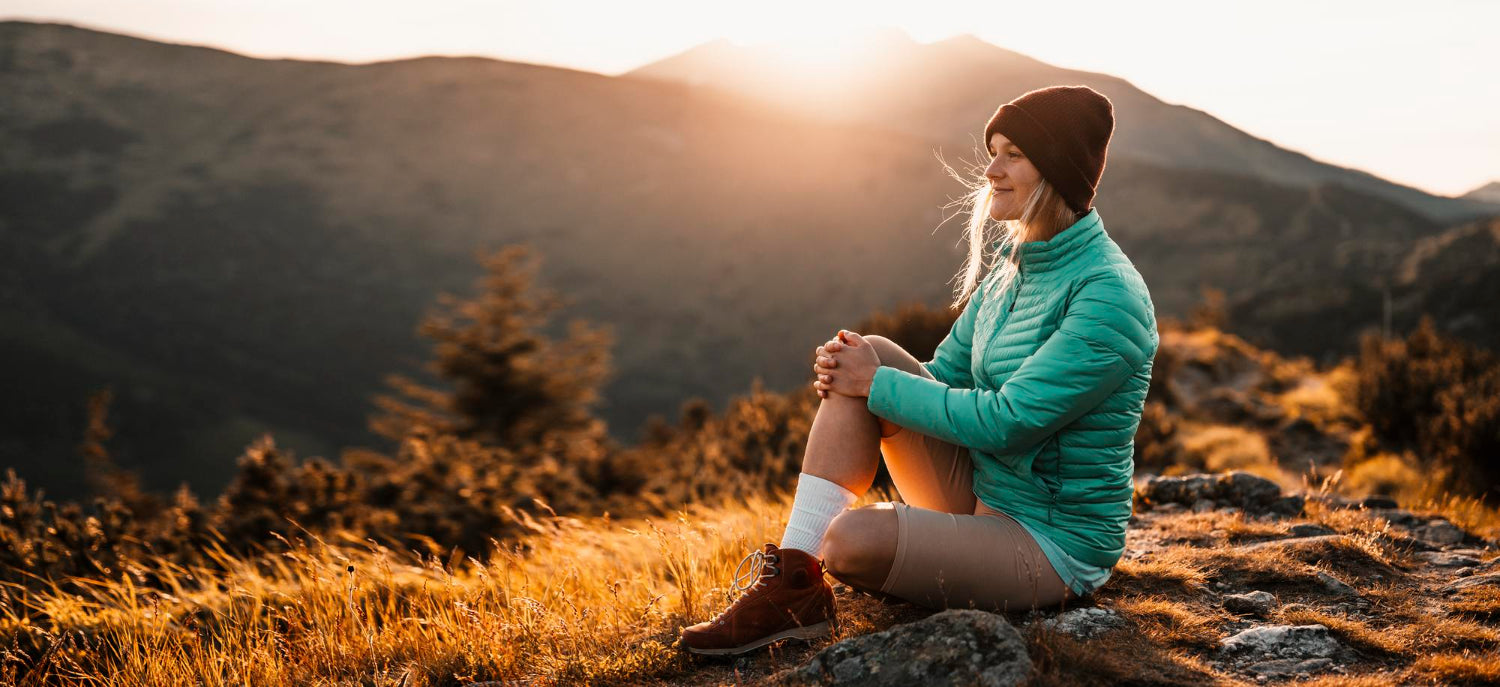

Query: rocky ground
[[435, 326, 1500, 685], [643, 471, 1500, 686]]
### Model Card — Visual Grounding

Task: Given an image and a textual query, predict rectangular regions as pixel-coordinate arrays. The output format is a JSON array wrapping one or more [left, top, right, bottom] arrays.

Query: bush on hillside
[[1351, 315, 1500, 497]]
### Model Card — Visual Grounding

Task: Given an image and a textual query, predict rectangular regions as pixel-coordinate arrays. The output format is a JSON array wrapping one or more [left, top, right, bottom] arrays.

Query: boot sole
[[683, 619, 835, 656]]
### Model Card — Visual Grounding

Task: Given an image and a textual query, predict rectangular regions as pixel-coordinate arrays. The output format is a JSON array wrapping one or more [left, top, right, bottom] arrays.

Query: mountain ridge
[[2, 19, 1496, 502]]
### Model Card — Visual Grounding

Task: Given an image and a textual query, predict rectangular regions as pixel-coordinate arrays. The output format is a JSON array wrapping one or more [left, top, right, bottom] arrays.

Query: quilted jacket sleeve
[[867, 273, 1156, 460], [919, 282, 984, 389]]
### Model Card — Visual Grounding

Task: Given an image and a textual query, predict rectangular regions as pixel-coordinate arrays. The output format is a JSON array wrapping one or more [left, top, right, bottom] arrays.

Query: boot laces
[[709, 549, 780, 624]]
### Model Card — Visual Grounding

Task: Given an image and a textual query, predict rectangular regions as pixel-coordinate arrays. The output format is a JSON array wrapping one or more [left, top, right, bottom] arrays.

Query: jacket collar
[[992, 207, 1106, 273]]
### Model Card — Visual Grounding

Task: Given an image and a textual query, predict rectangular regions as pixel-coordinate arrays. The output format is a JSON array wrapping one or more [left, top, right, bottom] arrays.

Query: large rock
[[777, 609, 1031, 687], [1220, 624, 1339, 659], [1142, 472, 1303, 516]]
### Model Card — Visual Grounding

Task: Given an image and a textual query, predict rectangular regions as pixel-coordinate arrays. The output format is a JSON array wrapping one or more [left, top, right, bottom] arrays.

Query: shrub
[[1350, 315, 1500, 497]]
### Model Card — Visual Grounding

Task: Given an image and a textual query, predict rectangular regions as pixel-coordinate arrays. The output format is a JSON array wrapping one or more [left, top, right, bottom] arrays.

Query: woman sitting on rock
[[679, 85, 1159, 656]]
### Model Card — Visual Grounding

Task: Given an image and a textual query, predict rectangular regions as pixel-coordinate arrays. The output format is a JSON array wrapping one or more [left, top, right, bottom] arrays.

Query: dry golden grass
[[1407, 649, 1500, 685], [1, 492, 858, 686], [1450, 585, 1500, 622], [1135, 508, 1290, 548], [1022, 625, 1228, 687], [1111, 595, 1225, 649], [1414, 492, 1500, 541], [1111, 553, 1210, 598], [1276, 578, 1500, 660], [1294, 675, 1404, 687], [8, 473, 1500, 686], [1278, 608, 1406, 656]]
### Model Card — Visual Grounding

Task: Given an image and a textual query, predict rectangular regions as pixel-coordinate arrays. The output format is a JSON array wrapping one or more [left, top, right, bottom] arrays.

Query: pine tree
[[366, 244, 620, 491]]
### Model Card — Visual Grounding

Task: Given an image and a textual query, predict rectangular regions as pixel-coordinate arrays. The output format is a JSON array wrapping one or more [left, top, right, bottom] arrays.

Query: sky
[[4, 0, 1496, 198]]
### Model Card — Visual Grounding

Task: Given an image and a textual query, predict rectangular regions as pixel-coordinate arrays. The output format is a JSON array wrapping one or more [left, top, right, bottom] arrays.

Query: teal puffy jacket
[[867, 207, 1157, 569]]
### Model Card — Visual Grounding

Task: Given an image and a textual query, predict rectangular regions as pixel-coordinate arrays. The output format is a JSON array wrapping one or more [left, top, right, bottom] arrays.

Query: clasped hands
[[812, 329, 882, 399]]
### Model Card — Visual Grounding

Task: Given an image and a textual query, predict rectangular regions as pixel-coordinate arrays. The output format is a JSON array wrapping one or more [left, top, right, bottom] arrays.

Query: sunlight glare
[[723, 9, 901, 68]]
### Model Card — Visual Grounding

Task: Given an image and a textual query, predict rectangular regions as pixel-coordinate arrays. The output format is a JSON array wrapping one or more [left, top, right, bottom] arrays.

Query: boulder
[[777, 609, 1031, 687], [1221, 624, 1339, 659]]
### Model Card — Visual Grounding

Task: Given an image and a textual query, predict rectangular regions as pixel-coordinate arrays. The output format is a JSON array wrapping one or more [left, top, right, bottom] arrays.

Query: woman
[[678, 85, 1158, 656]]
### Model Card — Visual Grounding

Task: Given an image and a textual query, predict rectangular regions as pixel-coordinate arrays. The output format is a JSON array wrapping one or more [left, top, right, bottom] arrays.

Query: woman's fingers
[[814, 335, 846, 400]]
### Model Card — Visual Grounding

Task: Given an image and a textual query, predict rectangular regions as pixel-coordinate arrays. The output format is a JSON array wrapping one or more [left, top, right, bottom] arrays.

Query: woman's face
[[985, 132, 1043, 222]]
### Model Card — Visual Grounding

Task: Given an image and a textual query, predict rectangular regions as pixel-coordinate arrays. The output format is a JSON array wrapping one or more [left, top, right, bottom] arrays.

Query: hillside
[[1230, 216, 1500, 357], [2, 19, 1497, 504], [6, 318, 1500, 685], [626, 29, 1500, 224], [5, 471, 1498, 685]]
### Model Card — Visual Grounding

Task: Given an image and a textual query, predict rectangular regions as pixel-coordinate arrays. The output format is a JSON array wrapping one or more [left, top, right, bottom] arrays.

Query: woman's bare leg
[[777, 335, 924, 565], [807, 336, 979, 594], [802, 334, 923, 493], [801, 392, 884, 494]]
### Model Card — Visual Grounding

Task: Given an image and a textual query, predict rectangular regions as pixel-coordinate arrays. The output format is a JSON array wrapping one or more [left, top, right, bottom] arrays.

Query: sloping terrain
[[627, 29, 1500, 224], [2, 20, 1495, 503]]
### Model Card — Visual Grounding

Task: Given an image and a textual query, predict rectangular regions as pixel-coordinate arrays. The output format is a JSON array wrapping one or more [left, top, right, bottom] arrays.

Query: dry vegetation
[[5, 259, 1500, 684], [7, 481, 1500, 686]]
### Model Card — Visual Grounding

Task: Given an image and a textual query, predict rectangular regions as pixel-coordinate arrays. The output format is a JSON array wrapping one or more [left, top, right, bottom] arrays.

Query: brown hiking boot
[[678, 543, 837, 656]]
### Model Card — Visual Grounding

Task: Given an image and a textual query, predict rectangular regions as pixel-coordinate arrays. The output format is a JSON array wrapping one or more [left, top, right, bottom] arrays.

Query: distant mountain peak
[[1460, 180, 1500, 204]]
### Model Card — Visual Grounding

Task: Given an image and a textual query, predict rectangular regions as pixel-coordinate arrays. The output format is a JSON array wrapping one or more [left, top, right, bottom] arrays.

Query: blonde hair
[[934, 144, 1082, 311]]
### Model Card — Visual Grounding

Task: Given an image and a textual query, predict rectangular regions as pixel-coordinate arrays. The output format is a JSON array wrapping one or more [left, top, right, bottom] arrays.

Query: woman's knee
[[860, 335, 928, 379], [861, 335, 902, 367], [821, 504, 898, 585]]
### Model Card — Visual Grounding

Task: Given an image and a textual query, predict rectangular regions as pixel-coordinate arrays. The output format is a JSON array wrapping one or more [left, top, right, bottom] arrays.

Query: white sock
[[779, 472, 859, 557]]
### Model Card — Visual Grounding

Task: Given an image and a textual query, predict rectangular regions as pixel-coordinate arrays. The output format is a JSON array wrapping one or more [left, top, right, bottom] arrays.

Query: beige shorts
[[875, 421, 1076, 611]]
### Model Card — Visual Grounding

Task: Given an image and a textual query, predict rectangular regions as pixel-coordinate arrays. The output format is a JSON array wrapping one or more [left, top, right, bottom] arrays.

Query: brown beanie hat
[[984, 85, 1115, 214]]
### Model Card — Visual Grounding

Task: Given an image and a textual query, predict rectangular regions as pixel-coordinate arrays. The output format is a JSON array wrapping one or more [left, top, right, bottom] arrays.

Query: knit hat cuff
[[985, 103, 1096, 213]]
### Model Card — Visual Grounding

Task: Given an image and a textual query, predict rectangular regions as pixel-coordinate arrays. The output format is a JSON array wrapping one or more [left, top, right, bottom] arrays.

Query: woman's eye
[[1009, 152, 1022, 159]]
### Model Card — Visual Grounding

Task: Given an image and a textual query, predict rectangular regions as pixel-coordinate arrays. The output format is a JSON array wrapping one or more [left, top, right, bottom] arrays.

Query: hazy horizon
[[3, 1, 1497, 198]]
